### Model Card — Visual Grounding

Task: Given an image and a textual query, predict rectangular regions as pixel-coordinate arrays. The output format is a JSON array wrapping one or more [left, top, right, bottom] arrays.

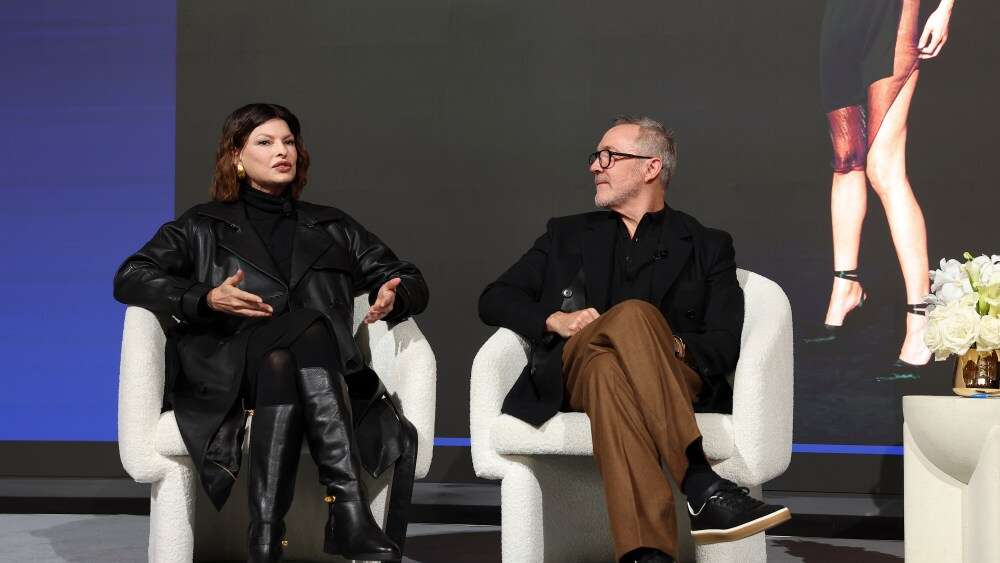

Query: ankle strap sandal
[[833, 269, 860, 281]]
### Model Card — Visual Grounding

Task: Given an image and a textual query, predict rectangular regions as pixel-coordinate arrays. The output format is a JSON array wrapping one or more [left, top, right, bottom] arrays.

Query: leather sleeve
[[343, 215, 428, 324], [478, 219, 559, 342], [674, 231, 744, 379], [112, 211, 215, 324]]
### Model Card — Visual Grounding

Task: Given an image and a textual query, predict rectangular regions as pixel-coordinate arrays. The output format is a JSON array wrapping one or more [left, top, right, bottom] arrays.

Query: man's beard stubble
[[594, 181, 642, 209]]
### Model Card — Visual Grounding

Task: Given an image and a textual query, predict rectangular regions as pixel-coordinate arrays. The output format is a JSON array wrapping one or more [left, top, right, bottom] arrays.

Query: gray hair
[[610, 115, 677, 187]]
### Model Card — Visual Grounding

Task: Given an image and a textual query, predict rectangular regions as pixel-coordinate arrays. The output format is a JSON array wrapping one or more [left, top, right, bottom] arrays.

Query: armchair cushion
[[491, 412, 734, 460], [155, 411, 188, 457]]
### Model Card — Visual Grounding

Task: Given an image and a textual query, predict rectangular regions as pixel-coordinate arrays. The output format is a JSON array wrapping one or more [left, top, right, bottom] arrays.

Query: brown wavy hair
[[211, 103, 311, 201]]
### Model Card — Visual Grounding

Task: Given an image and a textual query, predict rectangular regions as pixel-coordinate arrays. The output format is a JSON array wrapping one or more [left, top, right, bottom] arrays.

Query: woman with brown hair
[[813, 0, 954, 375], [114, 103, 427, 561]]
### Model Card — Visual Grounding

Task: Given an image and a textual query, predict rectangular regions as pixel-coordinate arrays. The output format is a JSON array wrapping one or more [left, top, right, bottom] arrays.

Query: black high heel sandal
[[802, 270, 868, 343], [876, 303, 933, 382]]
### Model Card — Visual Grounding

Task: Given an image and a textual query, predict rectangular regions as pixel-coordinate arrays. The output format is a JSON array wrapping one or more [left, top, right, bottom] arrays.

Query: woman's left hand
[[918, 6, 952, 59], [364, 277, 402, 324]]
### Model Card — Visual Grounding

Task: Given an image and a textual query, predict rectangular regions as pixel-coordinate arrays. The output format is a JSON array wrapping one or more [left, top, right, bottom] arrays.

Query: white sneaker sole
[[690, 507, 791, 544]]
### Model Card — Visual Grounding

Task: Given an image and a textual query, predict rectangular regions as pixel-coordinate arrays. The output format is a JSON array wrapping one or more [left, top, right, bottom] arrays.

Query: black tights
[[252, 320, 340, 407]]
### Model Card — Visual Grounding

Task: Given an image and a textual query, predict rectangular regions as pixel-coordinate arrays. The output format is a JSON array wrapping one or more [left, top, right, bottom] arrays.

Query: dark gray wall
[[177, 0, 1000, 490]]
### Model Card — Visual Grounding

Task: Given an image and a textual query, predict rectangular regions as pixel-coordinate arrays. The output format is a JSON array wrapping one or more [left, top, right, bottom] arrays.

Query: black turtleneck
[[240, 184, 296, 283]]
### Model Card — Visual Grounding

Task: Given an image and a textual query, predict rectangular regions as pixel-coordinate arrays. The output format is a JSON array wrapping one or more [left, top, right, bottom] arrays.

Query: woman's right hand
[[206, 270, 273, 317], [918, 3, 953, 59]]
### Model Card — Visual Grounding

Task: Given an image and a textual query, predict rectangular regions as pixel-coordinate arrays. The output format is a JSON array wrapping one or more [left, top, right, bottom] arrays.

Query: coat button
[[562, 288, 573, 298], [686, 309, 697, 319]]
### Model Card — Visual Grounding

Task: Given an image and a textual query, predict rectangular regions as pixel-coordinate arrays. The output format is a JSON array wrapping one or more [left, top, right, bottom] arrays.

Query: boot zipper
[[245, 408, 255, 447]]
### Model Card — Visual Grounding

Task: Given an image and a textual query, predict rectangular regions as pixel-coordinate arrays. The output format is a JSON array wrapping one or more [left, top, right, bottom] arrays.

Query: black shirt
[[240, 184, 296, 283], [609, 207, 667, 306]]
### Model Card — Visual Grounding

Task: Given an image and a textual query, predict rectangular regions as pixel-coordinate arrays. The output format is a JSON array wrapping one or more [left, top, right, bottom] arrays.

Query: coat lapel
[[582, 212, 617, 312], [651, 206, 693, 305], [288, 206, 337, 289], [197, 202, 285, 285]]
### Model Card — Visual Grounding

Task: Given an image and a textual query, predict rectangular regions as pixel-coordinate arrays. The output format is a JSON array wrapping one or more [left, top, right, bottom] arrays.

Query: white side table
[[904, 395, 1000, 563]]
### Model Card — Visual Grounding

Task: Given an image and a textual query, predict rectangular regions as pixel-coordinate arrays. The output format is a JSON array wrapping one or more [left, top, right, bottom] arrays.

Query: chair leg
[[149, 459, 197, 563], [364, 465, 394, 529], [501, 456, 614, 563], [501, 460, 545, 563], [352, 467, 395, 563], [694, 533, 766, 563]]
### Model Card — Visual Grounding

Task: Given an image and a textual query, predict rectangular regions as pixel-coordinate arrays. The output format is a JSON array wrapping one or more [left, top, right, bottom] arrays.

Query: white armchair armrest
[[718, 270, 794, 485], [118, 306, 172, 483], [470, 328, 530, 480], [365, 317, 437, 479]]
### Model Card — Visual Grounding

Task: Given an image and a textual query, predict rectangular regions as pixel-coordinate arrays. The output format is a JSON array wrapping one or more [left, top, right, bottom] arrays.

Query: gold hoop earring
[[235, 161, 246, 180]]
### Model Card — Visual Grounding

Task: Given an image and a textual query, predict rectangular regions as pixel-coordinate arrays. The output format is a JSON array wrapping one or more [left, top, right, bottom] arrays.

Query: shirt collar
[[617, 205, 667, 239]]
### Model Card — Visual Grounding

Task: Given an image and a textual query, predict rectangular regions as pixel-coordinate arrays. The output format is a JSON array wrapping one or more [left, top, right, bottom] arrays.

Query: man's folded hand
[[545, 308, 600, 338]]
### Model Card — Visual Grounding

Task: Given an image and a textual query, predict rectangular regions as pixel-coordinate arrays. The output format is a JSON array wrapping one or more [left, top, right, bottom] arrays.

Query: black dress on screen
[[820, 0, 926, 171]]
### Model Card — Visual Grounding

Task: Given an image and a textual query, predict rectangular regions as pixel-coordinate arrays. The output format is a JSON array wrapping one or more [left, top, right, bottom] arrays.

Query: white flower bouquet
[[925, 253, 1000, 361]]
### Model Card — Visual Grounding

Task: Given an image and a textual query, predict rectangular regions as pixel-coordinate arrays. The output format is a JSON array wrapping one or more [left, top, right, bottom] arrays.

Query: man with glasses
[[479, 116, 790, 563]]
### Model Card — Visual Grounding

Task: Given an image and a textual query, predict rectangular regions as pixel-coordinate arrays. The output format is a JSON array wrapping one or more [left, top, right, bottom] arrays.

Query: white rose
[[924, 316, 948, 360], [980, 262, 1000, 286], [938, 305, 981, 356], [959, 292, 981, 309], [977, 316, 1000, 352], [932, 258, 965, 289], [967, 255, 1000, 287], [931, 258, 973, 305], [938, 281, 971, 305]]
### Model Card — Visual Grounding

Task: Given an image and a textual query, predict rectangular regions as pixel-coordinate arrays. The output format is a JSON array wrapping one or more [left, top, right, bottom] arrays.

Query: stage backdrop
[[174, 0, 999, 491], [0, 1, 175, 444], [2, 1, 996, 495]]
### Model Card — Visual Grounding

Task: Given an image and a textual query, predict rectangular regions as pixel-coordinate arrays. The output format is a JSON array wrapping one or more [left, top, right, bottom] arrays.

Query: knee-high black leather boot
[[297, 367, 401, 561], [247, 404, 304, 563]]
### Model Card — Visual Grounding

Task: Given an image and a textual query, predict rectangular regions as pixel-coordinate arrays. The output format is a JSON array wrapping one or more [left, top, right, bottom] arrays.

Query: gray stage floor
[[0, 514, 903, 562]]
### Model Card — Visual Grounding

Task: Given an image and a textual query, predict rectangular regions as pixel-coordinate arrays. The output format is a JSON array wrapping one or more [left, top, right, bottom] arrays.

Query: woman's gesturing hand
[[206, 270, 274, 318], [918, 5, 952, 60], [364, 277, 401, 324]]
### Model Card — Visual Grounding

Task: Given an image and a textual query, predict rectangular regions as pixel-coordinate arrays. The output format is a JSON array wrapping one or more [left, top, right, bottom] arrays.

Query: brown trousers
[[562, 299, 703, 560]]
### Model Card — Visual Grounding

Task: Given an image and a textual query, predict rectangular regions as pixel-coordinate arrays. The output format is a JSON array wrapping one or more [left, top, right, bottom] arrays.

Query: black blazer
[[479, 206, 743, 426]]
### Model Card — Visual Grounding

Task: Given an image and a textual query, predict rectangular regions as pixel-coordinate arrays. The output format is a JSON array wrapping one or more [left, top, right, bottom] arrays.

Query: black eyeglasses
[[588, 149, 654, 168]]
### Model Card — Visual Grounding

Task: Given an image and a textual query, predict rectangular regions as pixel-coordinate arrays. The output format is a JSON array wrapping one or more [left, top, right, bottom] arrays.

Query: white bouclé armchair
[[470, 269, 793, 563], [118, 295, 436, 563]]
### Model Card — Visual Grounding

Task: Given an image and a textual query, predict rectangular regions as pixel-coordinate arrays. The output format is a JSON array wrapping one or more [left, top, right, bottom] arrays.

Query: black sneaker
[[687, 480, 791, 544]]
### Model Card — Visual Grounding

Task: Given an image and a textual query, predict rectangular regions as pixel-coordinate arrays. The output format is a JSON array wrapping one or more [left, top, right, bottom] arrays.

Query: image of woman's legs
[[822, 0, 929, 365], [867, 69, 931, 365], [824, 106, 867, 329]]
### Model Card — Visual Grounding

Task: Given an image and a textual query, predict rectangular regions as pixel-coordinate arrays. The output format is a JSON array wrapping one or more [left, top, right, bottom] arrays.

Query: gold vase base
[[952, 387, 1000, 397], [953, 349, 1000, 397]]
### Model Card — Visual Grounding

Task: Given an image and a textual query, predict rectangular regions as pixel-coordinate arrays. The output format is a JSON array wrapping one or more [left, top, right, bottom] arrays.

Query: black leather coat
[[479, 206, 743, 426], [113, 198, 428, 507]]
